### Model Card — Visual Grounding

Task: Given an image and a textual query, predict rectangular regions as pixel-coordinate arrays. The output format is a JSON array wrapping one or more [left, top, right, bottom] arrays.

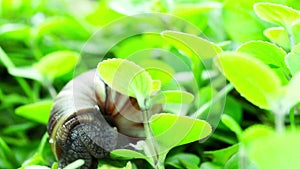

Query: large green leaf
[[97, 59, 152, 108], [249, 132, 300, 169], [15, 100, 53, 124], [285, 42, 300, 75], [254, 2, 300, 26], [150, 113, 211, 151], [34, 51, 80, 80], [237, 41, 289, 84], [215, 52, 281, 109], [161, 31, 221, 60]]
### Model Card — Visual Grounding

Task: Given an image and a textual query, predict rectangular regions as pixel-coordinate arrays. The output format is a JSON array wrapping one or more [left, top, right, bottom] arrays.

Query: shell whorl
[[47, 69, 158, 163]]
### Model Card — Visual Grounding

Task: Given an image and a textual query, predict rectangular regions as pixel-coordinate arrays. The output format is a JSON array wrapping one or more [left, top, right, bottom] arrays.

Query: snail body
[[47, 69, 159, 168]]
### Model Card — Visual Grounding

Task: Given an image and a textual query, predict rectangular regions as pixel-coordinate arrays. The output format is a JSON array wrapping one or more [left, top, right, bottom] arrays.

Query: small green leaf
[[137, 58, 175, 86], [221, 114, 242, 138], [161, 31, 221, 59], [110, 149, 152, 165], [285, 43, 300, 75], [166, 153, 200, 169], [249, 131, 300, 169], [281, 72, 300, 110], [150, 90, 194, 104], [34, 51, 80, 80], [241, 125, 274, 147], [8, 66, 43, 82], [215, 52, 281, 109], [264, 27, 290, 50], [15, 100, 53, 124], [64, 159, 84, 169], [150, 113, 211, 151], [204, 144, 239, 165], [254, 3, 300, 26], [97, 59, 152, 108], [237, 41, 289, 84]]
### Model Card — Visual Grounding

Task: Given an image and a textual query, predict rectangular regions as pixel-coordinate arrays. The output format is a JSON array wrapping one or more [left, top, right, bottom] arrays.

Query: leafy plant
[[1, 0, 300, 169]]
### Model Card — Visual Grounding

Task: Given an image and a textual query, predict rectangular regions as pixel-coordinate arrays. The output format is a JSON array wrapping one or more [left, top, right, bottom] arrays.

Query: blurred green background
[[1, 0, 300, 169]]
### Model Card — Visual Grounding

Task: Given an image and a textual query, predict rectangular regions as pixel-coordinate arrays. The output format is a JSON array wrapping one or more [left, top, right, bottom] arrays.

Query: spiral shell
[[47, 69, 160, 169]]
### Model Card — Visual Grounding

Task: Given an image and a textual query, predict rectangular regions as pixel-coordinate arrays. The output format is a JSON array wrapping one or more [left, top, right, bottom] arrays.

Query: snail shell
[[47, 69, 160, 169]]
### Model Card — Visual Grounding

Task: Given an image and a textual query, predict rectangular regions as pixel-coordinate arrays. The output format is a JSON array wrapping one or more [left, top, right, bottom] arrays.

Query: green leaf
[[137, 58, 175, 86], [264, 27, 290, 50], [97, 59, 152, 108], [237, 41, 289, 84], [15, 100, 53, 124], [281, 72, 300, 110], [150, 113, 211, 151], [34, 51, 80, 80], [221, 114, 242, 138], [254, 2, 300, 26], [150, 90, 194, 104], [8, 66, 43, 82], [161, 31, 221, 59], [241, 125, 274, 147], [64, 159, 84, 169], [249, 131, 300, 169], [110, 149, 152, 165], [204, 144, 239, 165], [215, 52, 281, 109], [165, 153, 200, 169], [285, 42, 300, 75], [222, 0, 268, 43]]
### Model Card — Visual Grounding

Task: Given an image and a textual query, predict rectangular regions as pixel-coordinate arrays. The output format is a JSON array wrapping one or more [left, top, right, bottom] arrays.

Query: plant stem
[[275, 113, 285, 134], [193, 83, 234, 118], [142, 99, 163, 169]]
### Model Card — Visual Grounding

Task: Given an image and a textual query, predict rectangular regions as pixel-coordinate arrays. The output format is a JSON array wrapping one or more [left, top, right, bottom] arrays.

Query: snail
[[47, 69, 160, 169]]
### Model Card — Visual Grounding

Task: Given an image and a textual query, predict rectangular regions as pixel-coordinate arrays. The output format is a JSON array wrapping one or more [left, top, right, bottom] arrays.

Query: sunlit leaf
[[136, 58, 175, 86], [15, 100, 53, 124], [64, 159, 84, 169], [254, 2, 300, 26], [237, 41, 289, 84], [249, 132, 300, 169], [161, 31, 221, 59], [264, 27, 290, 50], [241, 125, 274, 147], [215, 52, 281, 109], [150, 113, 211, 151], [150, 90, 194, 104], [285, 42, 300, 75], [8, 66, 43, 82], [97, 59, 152, 108], [34, 51, 80, 80]]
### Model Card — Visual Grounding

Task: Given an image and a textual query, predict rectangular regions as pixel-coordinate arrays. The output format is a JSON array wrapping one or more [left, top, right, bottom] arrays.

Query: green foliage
[[2, 0, 300, 169], [15, 101, 53, 124]]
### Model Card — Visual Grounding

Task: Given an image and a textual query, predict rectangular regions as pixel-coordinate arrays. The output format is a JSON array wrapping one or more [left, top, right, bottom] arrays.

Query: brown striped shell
[[47, 69, 160, 169]]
